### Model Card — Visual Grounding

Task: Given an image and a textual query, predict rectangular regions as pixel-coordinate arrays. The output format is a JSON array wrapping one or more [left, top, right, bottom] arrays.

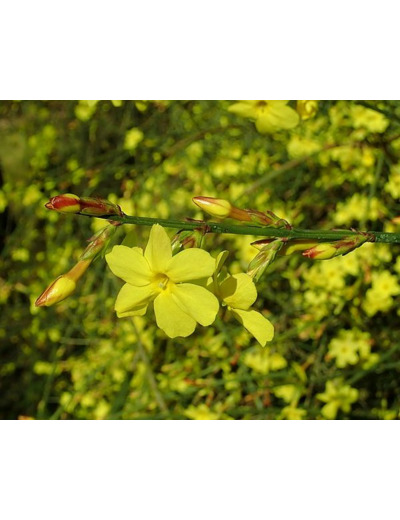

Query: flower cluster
[[228, 101, 300, 134], [105, 225, 274, 345]]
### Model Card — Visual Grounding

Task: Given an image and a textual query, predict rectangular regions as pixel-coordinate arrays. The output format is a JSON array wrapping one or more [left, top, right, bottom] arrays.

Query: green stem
[[98, 214, 400, 244]]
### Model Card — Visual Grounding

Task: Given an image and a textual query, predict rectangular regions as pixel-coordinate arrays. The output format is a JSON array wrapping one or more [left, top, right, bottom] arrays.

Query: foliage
[[1, 100, 400, 420]]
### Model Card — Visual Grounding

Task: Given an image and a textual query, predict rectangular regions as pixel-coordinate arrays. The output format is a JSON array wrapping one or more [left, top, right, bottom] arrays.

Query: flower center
[[153, 273, 170, 291]]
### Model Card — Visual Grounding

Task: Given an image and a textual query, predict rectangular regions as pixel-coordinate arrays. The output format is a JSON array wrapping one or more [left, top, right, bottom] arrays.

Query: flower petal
[[220, 273, 257, 310], [215, 250, 229, 275], [166, 248, 216, 282], [117, 305, 148, 318], [231, 308, 274, 346], [154, 291, 196, 338], [172, 283, 219, 326], [228, 101, 258, 119], [256, 105, 299, 134], [115, 283, 155, 316], [144, 224, 172, 272], [106, 246, 152, 286]]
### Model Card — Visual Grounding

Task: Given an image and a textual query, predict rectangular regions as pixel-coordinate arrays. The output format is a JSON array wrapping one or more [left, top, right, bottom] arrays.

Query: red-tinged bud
[[78, 197, 124, 217], [35, 259, 91, 307], [35, 222, 119, 308], [302, 233, 373, 260], [45, 194, 124, 217], [45, 193, 81, 213], [302, 243, 338, 260], [247, 210, 292, 229], [193, 195, 253, 221], [251, 238, 319, 256], [251, 238, 277, 250], [247, 239, 283, 281], [193, 196, 291, 228], [193, 196, 233, 219], [80, 224, 119, 261], [171, 228, 205, 253]]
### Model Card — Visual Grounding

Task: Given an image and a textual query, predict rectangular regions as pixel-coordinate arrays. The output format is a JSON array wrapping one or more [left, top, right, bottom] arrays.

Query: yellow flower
[[350, 105, 389, 133], [279, 406, 307, 420], [184, 404, 220, 420], [327, 329, 372, 368], [211, 252, 274, 346], [228, 100, 299, 134], [328, 336, 359, 368], [243, 348, 286, 374], [317, 379, 358, 419], [297, 100, 318, 120], [105, 224, 219, 338]]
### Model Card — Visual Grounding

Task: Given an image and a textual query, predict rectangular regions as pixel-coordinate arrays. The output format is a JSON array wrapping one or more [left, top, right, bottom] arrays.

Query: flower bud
[[35, 257, 92, 307], [193, 196, 291, 227], [45, 194, 124, 217], [192, 196, 233, 219], [35, 222, 119, 307], [80, 224, 119, 261], [247, 210, 292, 229], [302, 233, 372, 260], [171, 228, 205, 253], [35, 276, 77, 307], [247, 239, 283, 281], [251, 238, 319, 256], [45, 193, 81, 213], [297, 101, 318, 120], [302, 243, 338, 260]]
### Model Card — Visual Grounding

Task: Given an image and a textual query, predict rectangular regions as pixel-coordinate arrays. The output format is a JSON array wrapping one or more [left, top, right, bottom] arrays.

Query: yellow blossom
[[297, 100, 318, 120], [362, 270, 400, 317], [273, 384, 302, 404], [184, 404, 220, 420], [287, 135, 321, 158], [385, 164, 400, 199], [228, 100, 299, 134], [210, 251, 274, 346], [243, 348, 286, 374], [327, 329, 371, 368], [317, 379, 359, 419], [124, 127, 144, 152], [350, 105, 389, 133], [279, 406, 307, 420], [334, 193, 382, 225], [106, 224, 219, 338]]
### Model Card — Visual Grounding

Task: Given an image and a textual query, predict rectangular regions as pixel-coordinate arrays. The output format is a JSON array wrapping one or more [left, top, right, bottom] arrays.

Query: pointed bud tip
[[192, 196, 232, 218], [35, 276, 76, 307], [45, 194, 81, 213]]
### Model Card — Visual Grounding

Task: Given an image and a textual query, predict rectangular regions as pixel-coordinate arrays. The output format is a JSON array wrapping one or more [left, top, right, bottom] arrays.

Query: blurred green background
[[1, 100, 400, 420]]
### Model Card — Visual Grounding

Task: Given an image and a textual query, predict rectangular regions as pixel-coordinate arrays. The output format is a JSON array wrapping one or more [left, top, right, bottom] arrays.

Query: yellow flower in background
[[211, 252, 274, 346], [106, 224, 219, 338], [385, 164, 400, 199], [317, 379, 359, 419], [362, 270, 400, 317], [327, 329, 372, 368], [184, 404, 220, 420], [350, 105, 389, 133], [124, 127, 144, 152], [279, 406, 307, 420], [297, 100, 318, 120], [243, 348, 286, 374], [328, 334, 359, 368], [228, 100, 299, 134]]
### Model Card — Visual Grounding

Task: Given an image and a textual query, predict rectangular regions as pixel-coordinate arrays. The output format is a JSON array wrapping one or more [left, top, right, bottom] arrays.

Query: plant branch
[[97, 213, 400, 244]]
